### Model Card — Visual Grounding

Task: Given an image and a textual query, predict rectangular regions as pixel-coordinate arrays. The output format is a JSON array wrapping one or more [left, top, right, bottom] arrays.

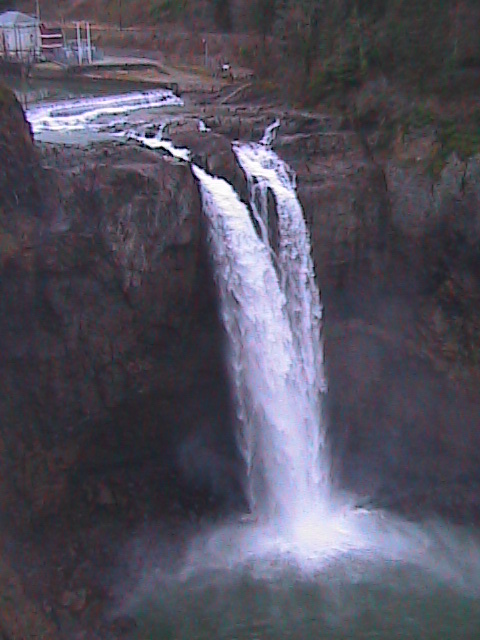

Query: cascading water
[[186, 128, 480, 589], [234, 140, 328, 491], [27, 90, 333, 537], [259, 118, 280, 146], [127, 126, 191, 161], [191, 164, 326, 527]]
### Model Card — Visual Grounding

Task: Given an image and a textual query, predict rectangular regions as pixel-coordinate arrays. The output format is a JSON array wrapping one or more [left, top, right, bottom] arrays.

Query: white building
[[0, 11, 41, 61]]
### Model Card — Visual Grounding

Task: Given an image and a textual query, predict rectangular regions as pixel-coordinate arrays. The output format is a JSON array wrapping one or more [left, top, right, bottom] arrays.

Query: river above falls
[[5, 76, 186, 145]]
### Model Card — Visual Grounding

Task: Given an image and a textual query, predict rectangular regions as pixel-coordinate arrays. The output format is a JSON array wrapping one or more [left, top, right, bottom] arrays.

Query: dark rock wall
[[0, 84, 44, 214], [1, 83, 479, 526], [277, 119, 480, 519], [0, 89, 242, 521], [172, 109, 480, 520]]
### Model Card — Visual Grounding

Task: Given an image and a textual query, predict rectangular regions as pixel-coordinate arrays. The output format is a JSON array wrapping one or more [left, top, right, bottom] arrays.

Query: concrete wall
[[0, 24, 41, 60]]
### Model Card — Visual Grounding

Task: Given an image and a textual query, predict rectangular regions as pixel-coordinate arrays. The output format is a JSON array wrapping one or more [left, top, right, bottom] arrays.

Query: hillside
[[9, 1, 480, 92]]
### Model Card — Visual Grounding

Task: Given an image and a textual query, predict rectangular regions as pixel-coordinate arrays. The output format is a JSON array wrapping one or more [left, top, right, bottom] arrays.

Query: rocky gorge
[[1, 80, 480, 638]]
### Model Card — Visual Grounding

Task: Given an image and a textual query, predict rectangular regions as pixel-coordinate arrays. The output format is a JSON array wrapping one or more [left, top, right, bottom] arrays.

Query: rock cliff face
[[1, 80, 480, 638], [274, 114, 480, 517], [169, 102, 480, 519], [0, 91, 242, 527], [0, 80, 480, 639], [2, 84, 480, 532], [0, 84, 44, 213]]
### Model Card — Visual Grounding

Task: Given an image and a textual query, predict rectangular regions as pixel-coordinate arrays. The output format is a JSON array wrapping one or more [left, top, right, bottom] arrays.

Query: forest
[[9, 0, 480, 97], [146, 0, 480, 95]]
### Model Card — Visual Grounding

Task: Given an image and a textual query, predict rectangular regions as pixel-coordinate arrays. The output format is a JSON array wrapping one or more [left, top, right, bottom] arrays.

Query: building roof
[[0, 11, 38, 27]]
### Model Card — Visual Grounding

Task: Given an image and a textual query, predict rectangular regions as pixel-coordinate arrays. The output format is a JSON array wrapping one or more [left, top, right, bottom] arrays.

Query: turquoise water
[[128, 560, 480, 639], [122, 514, 480, 640]]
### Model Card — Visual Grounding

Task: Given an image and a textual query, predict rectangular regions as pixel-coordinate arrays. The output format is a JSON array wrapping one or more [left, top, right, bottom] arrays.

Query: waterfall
[[259, 118, 280, 146], [27, 85, 330, 526], [190, 154, 477, 578], [33, 91, 480, 586], [233, 141, 328, 485], [192, 157, 328, 528]]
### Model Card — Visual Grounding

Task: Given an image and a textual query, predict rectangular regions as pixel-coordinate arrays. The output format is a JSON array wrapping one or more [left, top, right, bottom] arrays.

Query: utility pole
[[119, 0, 123, 31], [76, 21, 82, 65], [86, 21, 92, 64], [34, 0, 41, 61]]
